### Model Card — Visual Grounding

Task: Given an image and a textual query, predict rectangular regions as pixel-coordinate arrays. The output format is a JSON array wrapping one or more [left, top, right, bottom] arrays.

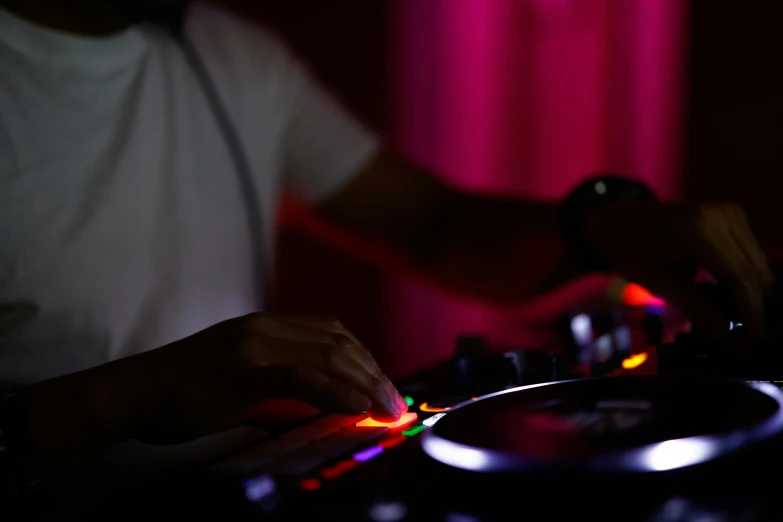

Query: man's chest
[[0, 64, 279, 372]]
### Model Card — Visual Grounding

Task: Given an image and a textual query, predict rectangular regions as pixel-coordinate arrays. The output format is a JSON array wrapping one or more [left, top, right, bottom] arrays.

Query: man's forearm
[[313, 151, 586, 302], [18, 353, 151, 504], [406, 192, 587, 303]]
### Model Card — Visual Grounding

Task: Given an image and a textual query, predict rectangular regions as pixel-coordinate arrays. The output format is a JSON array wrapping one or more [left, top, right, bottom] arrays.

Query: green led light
[[402, 424, 427, 437], [404, 396, 414, 407]]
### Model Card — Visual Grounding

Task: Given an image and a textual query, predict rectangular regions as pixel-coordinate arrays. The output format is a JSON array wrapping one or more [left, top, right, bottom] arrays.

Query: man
[[0, 0, 773, 504]]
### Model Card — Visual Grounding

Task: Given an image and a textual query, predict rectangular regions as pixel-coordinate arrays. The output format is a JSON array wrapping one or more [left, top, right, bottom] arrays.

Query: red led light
[[335, 459, 358, 472], [379, 435, 407, 449], [356, 412, 417, 428], [300, 478, 322, 491], [320, 467, 342, 479], [622, 283, 664, 306]]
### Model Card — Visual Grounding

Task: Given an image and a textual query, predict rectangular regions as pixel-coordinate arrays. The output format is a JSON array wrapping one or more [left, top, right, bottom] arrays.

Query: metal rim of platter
[[420, 376, 783, 474]]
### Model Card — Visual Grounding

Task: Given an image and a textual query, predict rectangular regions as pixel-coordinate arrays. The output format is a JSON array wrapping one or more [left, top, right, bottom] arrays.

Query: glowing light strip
[[419, 402, 450, 412], [242, 474, 276, 503], [421, 378, 783, 474], [420, 397, 478, 412], [423, 413, 447, 427], [353, 445, 384, 462]]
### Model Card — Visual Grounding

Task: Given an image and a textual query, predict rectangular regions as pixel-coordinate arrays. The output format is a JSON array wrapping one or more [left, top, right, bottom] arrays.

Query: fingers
[[730, 208, 775, 286], [273, 316, 407, 414], [242, 316, 404, 420], [314, 339, 404, 421], [255, 365, 372, 415], [683, 206, 767, 335]]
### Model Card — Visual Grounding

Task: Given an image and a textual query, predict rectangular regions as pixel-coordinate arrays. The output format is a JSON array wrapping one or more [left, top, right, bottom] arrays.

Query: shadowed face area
[[0, 0, 190, 34]]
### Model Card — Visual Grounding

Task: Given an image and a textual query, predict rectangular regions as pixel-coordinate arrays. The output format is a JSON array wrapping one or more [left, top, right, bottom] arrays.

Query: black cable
[[165, 9, 267, 311]]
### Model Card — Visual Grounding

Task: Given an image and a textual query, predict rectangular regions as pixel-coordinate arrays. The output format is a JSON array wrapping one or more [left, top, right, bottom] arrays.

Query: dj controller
[[96, 284, 783, 521]]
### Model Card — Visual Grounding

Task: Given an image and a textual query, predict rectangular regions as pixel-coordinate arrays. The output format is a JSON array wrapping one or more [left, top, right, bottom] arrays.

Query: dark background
[[217, 0, 782, 377]]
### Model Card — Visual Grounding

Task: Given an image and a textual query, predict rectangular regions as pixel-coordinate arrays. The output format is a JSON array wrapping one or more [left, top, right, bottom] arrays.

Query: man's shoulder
[[185, 2, 292, 63]]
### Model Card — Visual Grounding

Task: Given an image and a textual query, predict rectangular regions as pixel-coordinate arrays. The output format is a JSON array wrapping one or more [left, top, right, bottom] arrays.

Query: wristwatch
[[559, 175, 658, 272]]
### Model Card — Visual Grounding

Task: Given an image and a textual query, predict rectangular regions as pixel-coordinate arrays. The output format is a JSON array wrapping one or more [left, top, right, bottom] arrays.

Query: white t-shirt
[[0, 3, 381, 384]]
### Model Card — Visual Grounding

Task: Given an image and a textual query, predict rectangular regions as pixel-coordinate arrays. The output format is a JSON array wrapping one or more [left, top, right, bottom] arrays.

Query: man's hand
[[586, 202, 774, 337], [129, 314, 407, 445], [24, 313, 406, 486]]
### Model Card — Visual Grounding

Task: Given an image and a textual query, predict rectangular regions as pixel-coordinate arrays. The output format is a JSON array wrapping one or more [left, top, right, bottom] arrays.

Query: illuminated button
[[401, 424, 427, 437], [320, 467, 342, 479], [404, 396, 414, 407], [420, 402, 449, 413], [334, 459, 359, 472], [320, 459, 358, 479], [621, 352, 648, 370], [420, 397, 477, 412], [242, 474, 276, 503], [353, 445, 384, 462], [368, 501, 408, 522], [356, 412, 417, 429], [379, 435, 407, 449], [300, 478, 322, 491]]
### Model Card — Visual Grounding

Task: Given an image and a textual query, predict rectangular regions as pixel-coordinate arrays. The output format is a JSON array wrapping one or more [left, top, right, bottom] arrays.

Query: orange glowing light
[[420, 397, 478, 412], [356, 412, 417, 429], [419, 402, 450, 412], [621, 352, 649, 370], [379, 435, 407, 449], [622, 283, 665, 306], [300, 478, 322, 491]]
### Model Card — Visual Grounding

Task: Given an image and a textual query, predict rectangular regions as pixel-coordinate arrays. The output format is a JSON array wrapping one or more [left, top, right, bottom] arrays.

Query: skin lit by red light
[[356, 412, 417, 428], [379, 435, 407, 449]]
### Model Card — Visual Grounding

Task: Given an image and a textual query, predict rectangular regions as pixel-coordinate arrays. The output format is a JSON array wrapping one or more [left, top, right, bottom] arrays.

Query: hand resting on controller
[[21, 314, 406, 488]]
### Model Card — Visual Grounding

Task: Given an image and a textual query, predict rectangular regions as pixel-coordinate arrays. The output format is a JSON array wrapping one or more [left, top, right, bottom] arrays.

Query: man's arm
[[315, 148, 774, 337], [316, 149, 585, 303]]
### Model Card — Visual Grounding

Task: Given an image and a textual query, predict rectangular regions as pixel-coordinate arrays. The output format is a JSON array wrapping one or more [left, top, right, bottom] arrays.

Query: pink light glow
[[388, 0, 687, 377]]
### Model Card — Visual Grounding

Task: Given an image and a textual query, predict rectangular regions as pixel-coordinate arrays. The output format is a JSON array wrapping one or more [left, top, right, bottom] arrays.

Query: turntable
[[94, 284, 783, 521]]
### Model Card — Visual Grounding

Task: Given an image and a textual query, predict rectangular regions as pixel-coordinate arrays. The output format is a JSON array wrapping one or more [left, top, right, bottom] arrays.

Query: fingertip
[[367, 405, 401, 423], [395, 394, 408, 414]]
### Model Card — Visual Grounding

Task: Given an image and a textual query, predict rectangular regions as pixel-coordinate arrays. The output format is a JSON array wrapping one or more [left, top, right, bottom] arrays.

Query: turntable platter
[[421, 376, 783, 473]]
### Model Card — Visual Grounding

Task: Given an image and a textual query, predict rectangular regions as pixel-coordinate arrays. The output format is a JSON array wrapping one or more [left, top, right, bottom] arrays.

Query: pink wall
[[383, 0, 687, 377]]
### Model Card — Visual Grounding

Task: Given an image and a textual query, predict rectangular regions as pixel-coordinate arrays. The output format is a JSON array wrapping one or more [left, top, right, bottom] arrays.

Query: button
[[356, 412, 417, 429], [353, 445, 384, 462], [379, 435, 406, 449], [300, 478, 322, 491], [401, 425, 427, 437]]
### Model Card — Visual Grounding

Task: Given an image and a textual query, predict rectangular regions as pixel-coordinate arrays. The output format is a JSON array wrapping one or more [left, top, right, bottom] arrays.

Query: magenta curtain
[[381, 0, 688, 378]]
